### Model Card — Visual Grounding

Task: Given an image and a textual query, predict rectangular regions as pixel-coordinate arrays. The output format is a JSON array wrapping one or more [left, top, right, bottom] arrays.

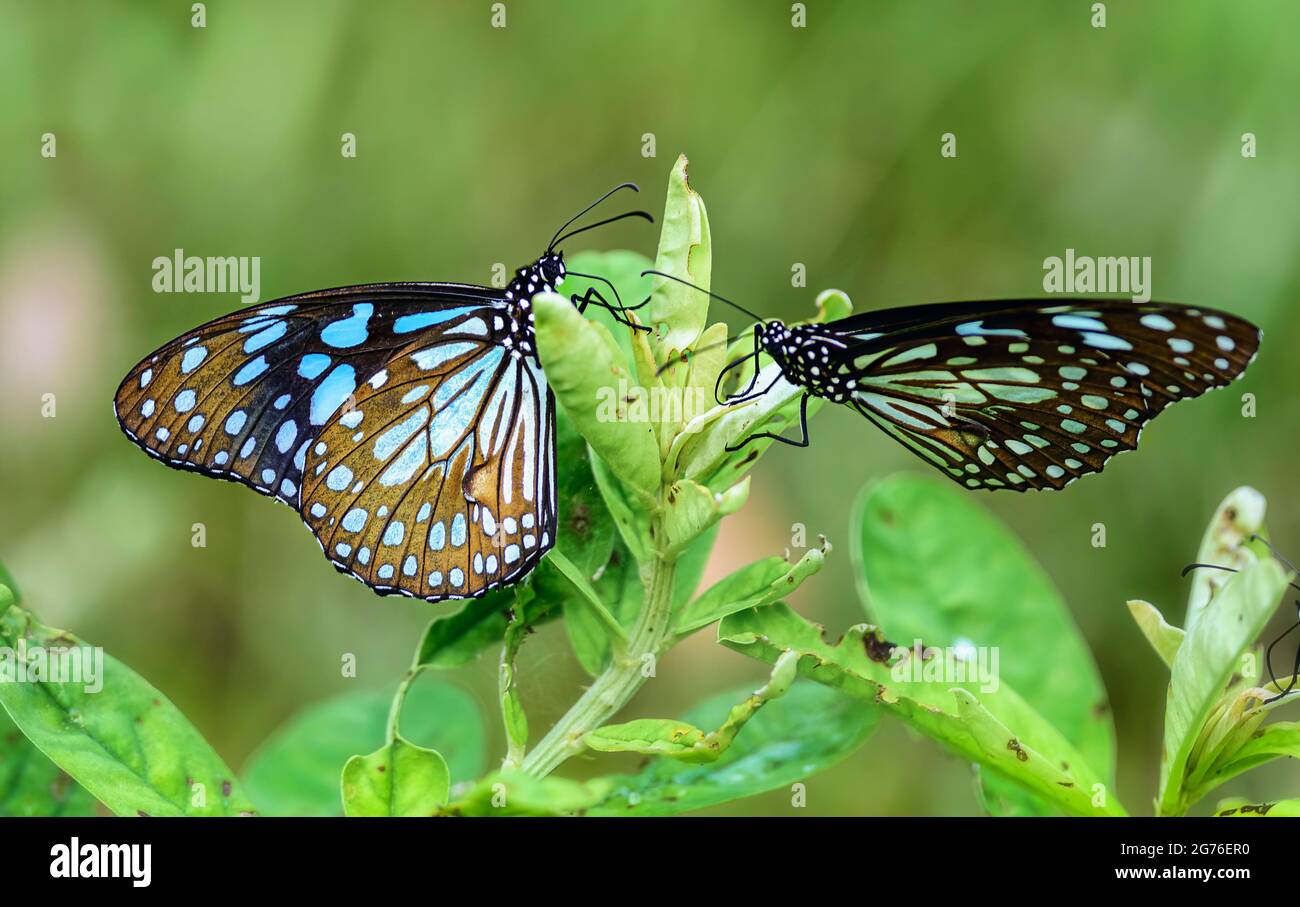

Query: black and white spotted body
[[497, 251, 567, 360], [760, 321, 855, 404]]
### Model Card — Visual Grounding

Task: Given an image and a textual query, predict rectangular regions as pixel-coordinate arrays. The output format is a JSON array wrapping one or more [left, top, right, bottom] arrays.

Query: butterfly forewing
[[825, 299, 1259, 491], [113, 285, 501, 506], [299, 331, 557, 601]]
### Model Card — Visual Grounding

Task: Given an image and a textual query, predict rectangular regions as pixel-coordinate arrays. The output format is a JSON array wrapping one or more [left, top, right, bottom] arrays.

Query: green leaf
[[549, 549, 627, 649], [1127, 599, 1186, 668], [1157, 558, 1289, 815], [673, 542, 828, 637], [557, 249, 655, 370], [242, 680, 484, 816], [586, 650, 801, 764], [0, 708, 96, 816], [413, 590, 516, 670], [1185, 486, 1267, 637], [719, 604, 1124, 816], [1215, 798, 1300, 817], [648, 154, 711, 357], [589, 450, 651, 562], [0, 600, 254, 816], [666, 364, 823, 492], [1190, 718, 1300, 801], [444, 771, 613, 817], [851, 474, 1114, 815], [341, 736, 449, 817], [550, 407, 618, 575], [533, 293, 661, 499], [585, 719, 713, 759], [661, 476, 749, 558], [673, 523, 719, 607], [589, 680, 878, 816]]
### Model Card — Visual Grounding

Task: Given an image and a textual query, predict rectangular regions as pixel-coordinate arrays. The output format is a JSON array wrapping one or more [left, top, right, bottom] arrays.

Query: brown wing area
[[299, 334, 556, 602]]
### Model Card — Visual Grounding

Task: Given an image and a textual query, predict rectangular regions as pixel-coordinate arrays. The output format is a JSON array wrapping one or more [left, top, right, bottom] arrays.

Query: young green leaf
[[589, 680, 877, 816], [548, 549, 627, 651], [533, 293, 661, 499], [1157, 558, 1289, 815], [413, 590, 519, 670], [852, 474, 1115, 815], [242, 680, 484, 816], [341, 736, 449, 817], [667, 365, 823, 492], [0, 599, 254, 816], [1127, 599, 1186, 668], [673, 542, 828, 637], [661, 476, 749, 558], [585, 650, 801, 764], [585, 719, 713, 760], [719, 604, 1125, 816], [556, 249, 655, 369], [1185, 486, 1267, 638], [443, 771, 612, 817], [589, 450, 652, 562], [648, 154, 712, 357]]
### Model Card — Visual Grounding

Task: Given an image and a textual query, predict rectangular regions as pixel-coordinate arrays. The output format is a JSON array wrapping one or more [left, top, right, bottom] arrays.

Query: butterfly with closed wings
[[115, 184, 652, 602], [648, 270, 1261, 492]]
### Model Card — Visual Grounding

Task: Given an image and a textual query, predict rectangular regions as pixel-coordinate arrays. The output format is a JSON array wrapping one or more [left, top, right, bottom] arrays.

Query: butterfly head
[[505, 252, 566, 304], [760, 321, 849, 401]]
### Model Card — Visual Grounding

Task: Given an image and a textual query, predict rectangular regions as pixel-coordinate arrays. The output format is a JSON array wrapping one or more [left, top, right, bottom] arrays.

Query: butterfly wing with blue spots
[[113, 283, 504, 507], [821, 299, 1259, 491], [298, 328, 556, 600]]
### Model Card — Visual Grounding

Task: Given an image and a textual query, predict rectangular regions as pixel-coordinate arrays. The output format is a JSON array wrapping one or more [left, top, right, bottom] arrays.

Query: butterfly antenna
[[551, 210, 654, 250], [640, 269, 766, 322], [1181, 561, 1300, 594], [548, 182, 643, 251], [1251, 534, 1300, 577]]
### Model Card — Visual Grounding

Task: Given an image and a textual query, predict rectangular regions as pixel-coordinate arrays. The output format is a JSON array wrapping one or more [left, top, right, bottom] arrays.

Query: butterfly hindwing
[[113, 284, 501, 506], [825, 299, 1259, 491], [299, 331, 557, 601]]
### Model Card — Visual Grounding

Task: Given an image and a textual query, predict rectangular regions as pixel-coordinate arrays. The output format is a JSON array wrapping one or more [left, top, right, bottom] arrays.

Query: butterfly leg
[[724, 392, 811, 452], [571, 287, 653, 334], [715, 324, 765, 405]]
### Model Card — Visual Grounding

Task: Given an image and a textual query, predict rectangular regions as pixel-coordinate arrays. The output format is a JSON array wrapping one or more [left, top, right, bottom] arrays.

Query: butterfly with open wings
[[649, 270, 1261, 492], [115, 185, 651, 603]]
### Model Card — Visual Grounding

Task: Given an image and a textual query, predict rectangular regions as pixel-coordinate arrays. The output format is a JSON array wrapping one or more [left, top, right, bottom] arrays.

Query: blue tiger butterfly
[[649, 271, 1261, 492], [115, 185, 651, 602]]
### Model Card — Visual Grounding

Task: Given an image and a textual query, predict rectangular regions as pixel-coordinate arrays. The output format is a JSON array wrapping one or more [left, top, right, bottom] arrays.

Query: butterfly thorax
[[761, 322, 852, 403], [499, 252, 567, 360]]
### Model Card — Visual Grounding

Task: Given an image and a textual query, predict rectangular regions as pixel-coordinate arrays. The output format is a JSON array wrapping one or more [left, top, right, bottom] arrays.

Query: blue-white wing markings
[[845, 332, 1150, 492], [115, 294, 500, 505], [518, 354, 558, 553], [836, 301, 1258, 415], [300, 336, 541, 601]]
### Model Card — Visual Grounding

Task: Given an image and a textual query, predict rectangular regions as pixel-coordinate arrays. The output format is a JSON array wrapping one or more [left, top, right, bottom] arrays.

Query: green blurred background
[[2, 0, 1298, 815]]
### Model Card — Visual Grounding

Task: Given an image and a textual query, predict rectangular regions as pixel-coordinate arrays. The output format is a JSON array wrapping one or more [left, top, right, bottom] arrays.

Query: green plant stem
[[386, 667, 422, 744], [520, 555, 678, 778]]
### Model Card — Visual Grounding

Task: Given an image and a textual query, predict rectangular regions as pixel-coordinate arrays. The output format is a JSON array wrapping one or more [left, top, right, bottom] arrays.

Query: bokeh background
[[2, 0, 1298, 816]]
